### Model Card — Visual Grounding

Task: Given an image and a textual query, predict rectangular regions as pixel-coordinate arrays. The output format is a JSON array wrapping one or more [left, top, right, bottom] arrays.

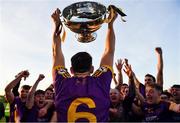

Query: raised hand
[[115, 59, 124, 72], [155, 47, 162, 55], [51, 8, 62, 36], [124, 58, 128, 66], [109, 8, 118, 25], [37, 74, 45, 81], [123, 64, 133, 78], [16, 70, 30, 80], [155, 47, 163, 88]]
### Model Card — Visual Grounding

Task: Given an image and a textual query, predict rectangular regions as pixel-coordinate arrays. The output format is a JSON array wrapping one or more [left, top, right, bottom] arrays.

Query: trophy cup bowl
[[62, 1, 107, 43], [61, 1, 126, 43]]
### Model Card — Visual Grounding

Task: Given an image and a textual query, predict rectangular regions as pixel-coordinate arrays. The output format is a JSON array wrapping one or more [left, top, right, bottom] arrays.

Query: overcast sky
[[0, 0, 179, 95]]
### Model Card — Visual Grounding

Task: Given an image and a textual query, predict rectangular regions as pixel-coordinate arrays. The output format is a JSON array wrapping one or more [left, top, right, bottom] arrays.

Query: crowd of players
[[0, 8, 180, 122]]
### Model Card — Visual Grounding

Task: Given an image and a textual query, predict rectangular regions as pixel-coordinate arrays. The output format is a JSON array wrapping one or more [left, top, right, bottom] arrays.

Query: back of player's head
[[21, 85, 31, 90], [35, 89, 45, 96], [145, 74, 156, 82], [71, 52, 92, 73]]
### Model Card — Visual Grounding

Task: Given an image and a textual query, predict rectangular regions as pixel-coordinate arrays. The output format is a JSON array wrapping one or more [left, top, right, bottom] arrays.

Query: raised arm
[[51, 9, 65, 80], [155, 47, 163, 88], [124, 59, 142, 89], [5, 70, 29, 104], [123, 63, 135, 99], [100, 10, 117, 67], [26, 74, 45, 109], [115, 59, 123, 90]]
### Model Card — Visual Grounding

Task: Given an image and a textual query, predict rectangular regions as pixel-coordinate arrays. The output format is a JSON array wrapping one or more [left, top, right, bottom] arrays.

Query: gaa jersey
[[142, 101, 171, 122], [10, 97, 26, 122], [53, 65, 113, 122]]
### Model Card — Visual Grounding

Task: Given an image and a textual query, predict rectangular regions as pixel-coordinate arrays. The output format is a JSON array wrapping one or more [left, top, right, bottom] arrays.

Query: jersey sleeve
[[53, 66, 71, 90], [92, 65, 113, 94]]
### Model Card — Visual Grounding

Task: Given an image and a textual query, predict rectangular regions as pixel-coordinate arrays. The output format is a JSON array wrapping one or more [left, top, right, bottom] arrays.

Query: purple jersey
[[23, 105, 54, 122], [142, 101, 171, 122], [53, 65, 113, 122], [9, 97, 26, 122]]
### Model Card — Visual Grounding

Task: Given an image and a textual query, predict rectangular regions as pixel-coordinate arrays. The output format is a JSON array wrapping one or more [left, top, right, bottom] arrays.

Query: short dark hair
[[146, 83, 162, 93], [171, 84, 180, 89], [71, 52, 92, 73], [35, 90, 45, 96], [145, 74, 156, 82], [45, 88, 53, 93], [21, 85, 31, 90]]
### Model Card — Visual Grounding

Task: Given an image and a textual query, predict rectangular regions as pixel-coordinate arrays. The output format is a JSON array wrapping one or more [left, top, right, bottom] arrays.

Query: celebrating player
[[51, 8, 118, 122]]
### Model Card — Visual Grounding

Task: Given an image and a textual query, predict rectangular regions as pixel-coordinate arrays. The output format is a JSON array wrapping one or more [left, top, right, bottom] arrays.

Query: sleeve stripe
[[53, 65, 65, 70], [93, 65, 113, 77], [93, 70, 101, 77], [101, 65, 113, 74]]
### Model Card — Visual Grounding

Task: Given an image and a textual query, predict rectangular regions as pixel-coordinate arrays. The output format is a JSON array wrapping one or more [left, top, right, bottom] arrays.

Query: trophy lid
[[62, 1, 106, 22]]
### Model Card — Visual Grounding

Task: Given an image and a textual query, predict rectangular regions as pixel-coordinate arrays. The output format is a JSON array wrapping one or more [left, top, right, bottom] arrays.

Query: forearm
[[12, 80, 21, 96], [128, 76, 136, 98], [105, 24, 115, 53], [100, 24, 115, 67], [5, 76, 22, 103], [5, 75, 22, 92], [156, 54, 163, 87], [52, 24, 65, 68], [117, 71, 123, 86], [44, 100, 54, 109], [115, 72, 123, 91], [135, 88, 145, 104], [26, 80, 40, 109], [52, 44, 65, 67], [113, 75, 118, 86], [133, 74, 141, 89]]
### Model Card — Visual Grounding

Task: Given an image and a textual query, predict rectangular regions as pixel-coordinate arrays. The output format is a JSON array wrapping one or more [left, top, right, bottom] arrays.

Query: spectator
[[4, 70, 30, 122], [133, 47, 164, 97], [132, 83, 180, 122], [24, 74, 54, 122], [45, 88, 54, 100], [170, 84, 180, 104], [109, 61, 137, 122], [109, 89, 125, 121], [169, 84, 180, 121]]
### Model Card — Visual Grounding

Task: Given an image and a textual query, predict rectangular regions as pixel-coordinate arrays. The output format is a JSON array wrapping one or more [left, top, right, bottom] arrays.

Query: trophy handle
[[104, 5, 127, 23]]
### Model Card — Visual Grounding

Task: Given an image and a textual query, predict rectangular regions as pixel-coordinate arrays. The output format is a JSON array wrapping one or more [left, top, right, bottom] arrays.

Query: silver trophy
[[60, 1, 126, 43]]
